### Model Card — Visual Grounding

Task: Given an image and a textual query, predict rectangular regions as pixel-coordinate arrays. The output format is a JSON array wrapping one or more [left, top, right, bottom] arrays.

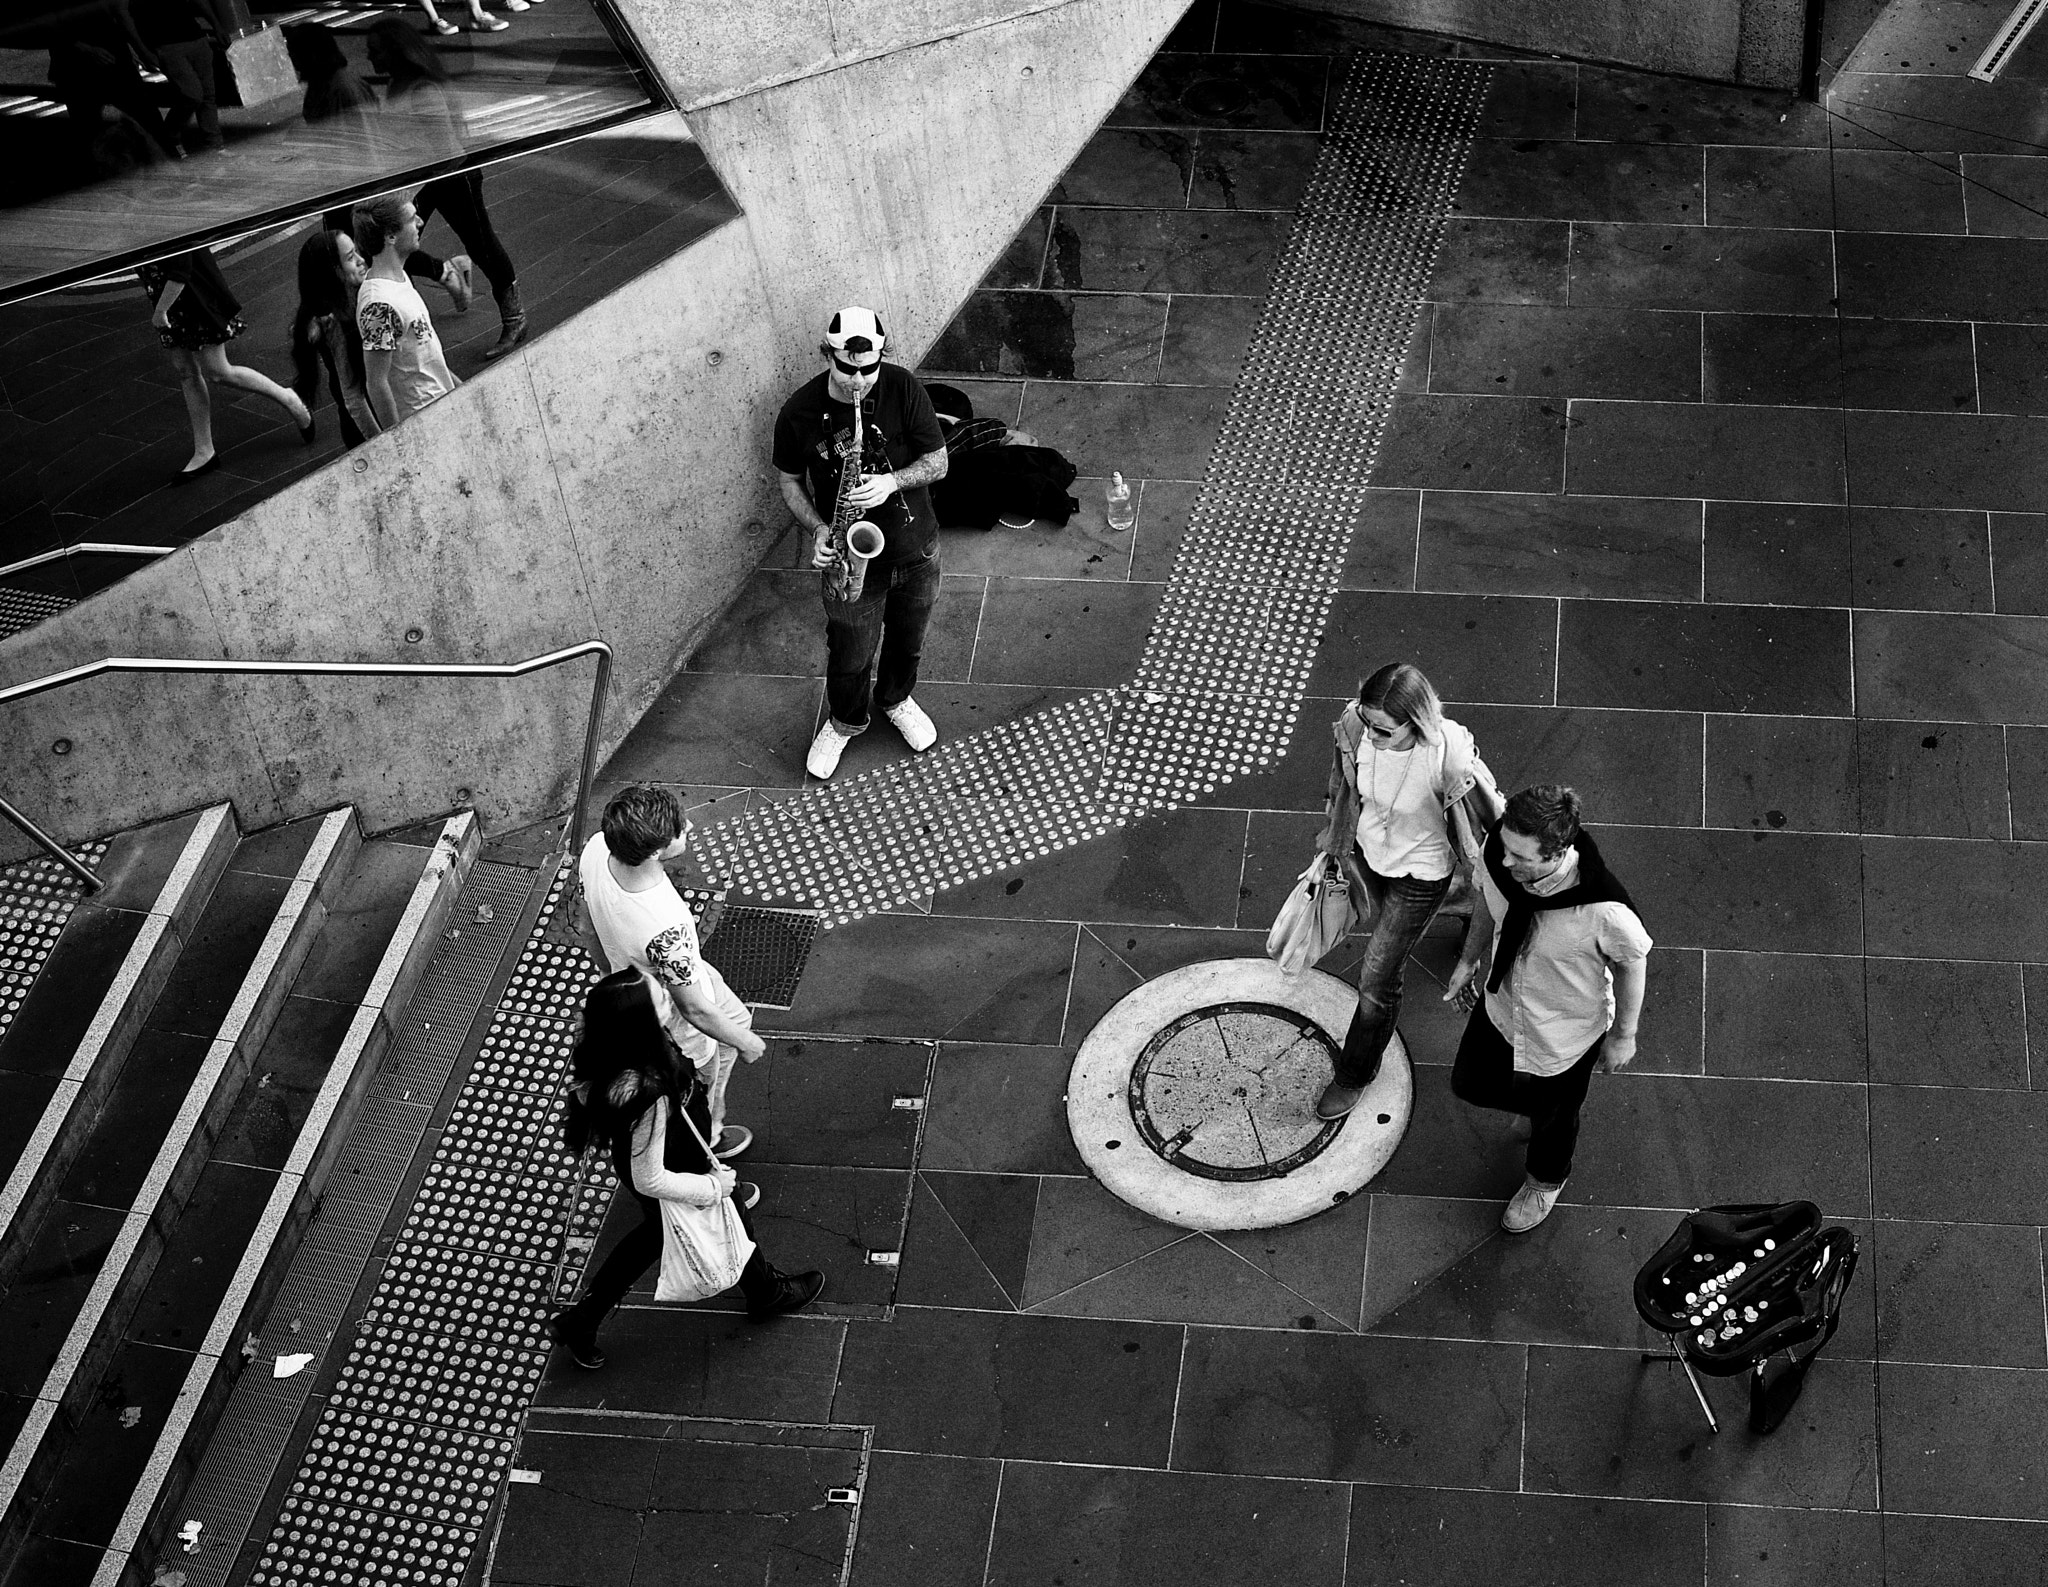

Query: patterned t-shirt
[[355, 275, 458, 419]]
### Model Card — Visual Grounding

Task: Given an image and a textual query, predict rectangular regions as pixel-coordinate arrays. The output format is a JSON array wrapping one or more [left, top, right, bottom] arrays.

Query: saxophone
[[824, 394, 885, 603]]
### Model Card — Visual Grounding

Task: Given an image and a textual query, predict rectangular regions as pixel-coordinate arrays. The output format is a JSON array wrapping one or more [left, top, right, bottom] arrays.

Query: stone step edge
[[0, 808, 362, 1548], [92, 811, 483, 1587], [0, 805, 241, 1286]]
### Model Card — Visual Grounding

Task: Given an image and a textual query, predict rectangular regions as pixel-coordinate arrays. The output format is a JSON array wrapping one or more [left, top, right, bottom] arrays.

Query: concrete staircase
[[0, 803, 479, 1587]]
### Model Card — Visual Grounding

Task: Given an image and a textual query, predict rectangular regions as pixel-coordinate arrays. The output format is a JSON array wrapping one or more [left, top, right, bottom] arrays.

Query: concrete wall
[[1306, 0, 1809, 88], [0, 0, 1188, 857]]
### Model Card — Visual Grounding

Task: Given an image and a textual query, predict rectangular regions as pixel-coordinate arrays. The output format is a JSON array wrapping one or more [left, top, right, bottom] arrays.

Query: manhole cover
[[1130, 1003, 1341, 1180], [1067, 959, 1410, 1230]]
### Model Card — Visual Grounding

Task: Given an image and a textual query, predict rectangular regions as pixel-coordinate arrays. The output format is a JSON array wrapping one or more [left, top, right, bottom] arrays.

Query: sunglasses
[[831, 355, 882, 378], [1365, 720, 1405, 739]]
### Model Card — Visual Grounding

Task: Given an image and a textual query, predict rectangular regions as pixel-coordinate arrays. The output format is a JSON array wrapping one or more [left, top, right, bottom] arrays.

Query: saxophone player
[[773, 307, 950, 780]]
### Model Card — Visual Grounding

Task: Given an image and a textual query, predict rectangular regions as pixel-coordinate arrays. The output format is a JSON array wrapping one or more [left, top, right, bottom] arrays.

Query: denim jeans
[[822, 549, 940, 730], [1450, 1004, 1605, 1186], [1332, 858, 1451, 1087]]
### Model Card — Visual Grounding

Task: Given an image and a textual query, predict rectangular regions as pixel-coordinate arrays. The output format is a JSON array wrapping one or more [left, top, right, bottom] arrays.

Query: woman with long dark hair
[[1311, 661, 1503, 1120], [289, 228, 380, 449], [367, 17, 526, 358], [550, 971, 823, 1370]]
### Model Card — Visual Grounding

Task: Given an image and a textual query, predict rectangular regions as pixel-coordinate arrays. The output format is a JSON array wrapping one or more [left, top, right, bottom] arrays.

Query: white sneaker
[[1501, 1177, 1563, 1234], [884, 697, 937, 752], [806, 718, 858, 778]]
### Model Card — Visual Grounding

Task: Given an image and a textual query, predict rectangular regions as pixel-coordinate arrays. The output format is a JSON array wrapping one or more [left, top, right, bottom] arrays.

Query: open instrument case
[[1633, 1201, 1860, 1434]]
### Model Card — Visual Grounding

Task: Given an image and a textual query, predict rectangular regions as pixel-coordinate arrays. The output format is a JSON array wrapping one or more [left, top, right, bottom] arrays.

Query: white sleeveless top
[[1350, 725, 1460, 881]]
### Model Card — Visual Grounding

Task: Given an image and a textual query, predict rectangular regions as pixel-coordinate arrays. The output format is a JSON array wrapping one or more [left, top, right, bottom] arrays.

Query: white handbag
[[1265, 854, 1357, 975], [652, 1096, 757, 1303]]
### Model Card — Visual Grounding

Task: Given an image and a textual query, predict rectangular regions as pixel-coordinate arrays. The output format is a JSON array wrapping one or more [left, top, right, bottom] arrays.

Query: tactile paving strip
[[0, 839, 110, 1044], [245, 862, 609, 1587], [693, 52, 1492, 926]]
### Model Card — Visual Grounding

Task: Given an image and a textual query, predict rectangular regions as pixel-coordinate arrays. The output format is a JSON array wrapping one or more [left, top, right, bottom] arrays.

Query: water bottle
[[1105, 472, 1135, 530]]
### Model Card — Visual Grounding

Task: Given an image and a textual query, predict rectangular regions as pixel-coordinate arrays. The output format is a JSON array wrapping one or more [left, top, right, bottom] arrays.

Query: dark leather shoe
[[1315, 1081, 1364, 1120], [549, 1311, 605, 1369], [747, 1268, 824, 1322]]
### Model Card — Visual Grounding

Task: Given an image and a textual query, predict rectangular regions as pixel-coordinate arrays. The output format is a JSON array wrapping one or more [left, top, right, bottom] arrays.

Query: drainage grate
[[694, 52, 1493, 927], [702, 905, 821, 1009], [0, 587, 75, 641]]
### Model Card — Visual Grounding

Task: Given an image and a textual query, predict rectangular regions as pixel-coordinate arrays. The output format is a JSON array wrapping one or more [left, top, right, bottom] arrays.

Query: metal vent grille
[[702, 905, 822, 1009]]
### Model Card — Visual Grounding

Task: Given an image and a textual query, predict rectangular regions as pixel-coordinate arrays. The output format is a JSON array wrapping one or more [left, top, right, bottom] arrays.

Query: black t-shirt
[[771, 363, 944, 566]]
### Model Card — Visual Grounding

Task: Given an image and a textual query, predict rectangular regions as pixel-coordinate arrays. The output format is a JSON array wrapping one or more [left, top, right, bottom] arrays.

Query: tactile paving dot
[[248, 54, 1492, 1586], [0, 841, 111, 1040]]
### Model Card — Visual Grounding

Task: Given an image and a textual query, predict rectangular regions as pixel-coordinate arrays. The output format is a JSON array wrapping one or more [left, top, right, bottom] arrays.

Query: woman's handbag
[[652, 1097, 756, 1303], [1265, 854, 1357, 975]]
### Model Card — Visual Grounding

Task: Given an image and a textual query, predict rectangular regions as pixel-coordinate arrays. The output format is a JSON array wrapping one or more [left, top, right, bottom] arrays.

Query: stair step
[[51, 813, 480, 1587], [0, 810, 359, 1569], [0, 807, 237, 1289]]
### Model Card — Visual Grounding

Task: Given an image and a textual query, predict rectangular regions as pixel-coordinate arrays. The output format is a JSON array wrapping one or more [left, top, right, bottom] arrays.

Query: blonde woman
[[1312, 662, 1502, 1119]]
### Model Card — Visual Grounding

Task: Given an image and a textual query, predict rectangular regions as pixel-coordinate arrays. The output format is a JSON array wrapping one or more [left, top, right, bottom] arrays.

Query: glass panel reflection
[[0, 110, 737, 638], [0, 0, 665, 302]]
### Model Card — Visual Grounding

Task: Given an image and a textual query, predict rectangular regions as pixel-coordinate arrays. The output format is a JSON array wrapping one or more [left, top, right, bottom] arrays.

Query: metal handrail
[[0, 544, 175, 581], [0, 641, 613, 892]]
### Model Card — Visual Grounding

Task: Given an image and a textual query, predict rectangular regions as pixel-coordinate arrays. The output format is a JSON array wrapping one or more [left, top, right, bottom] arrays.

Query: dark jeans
[[1450, 1004, 1605, 1187], [155, 38, 221, 152], [823, 549, 940, 730], [1333, 858, 1451, 1087], [416, 169, 517, 306], [567, 1187, 775, 1330]]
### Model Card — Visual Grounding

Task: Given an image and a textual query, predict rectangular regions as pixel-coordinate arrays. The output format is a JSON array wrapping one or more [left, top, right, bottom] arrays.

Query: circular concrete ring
[[1066, 957, 1411, 1230]]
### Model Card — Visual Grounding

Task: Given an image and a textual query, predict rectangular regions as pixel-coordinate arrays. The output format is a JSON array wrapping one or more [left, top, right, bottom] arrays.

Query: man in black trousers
[[1442, 784, 1651, 1233]]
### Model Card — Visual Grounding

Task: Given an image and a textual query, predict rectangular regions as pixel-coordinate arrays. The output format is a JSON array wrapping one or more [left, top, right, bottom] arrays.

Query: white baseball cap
[[824, 306, 886, 367]]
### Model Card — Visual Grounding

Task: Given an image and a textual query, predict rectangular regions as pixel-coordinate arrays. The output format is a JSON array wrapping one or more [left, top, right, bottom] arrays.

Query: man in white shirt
[[575, 786, 760, 1159], [353, 192, 461, 428], [1443, 784, 1651, 1233]]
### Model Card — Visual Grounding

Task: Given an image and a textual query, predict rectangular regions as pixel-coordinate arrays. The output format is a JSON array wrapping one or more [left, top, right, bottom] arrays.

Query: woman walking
[[549, 971, 824, 1371], [1312, 661, 1503, 1120], [289, 228, 381, 449], [144, 247, 313, 483]]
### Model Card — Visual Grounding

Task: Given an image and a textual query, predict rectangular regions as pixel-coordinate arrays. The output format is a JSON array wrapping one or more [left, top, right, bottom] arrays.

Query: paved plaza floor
[[499, 2, 2048, 1582]]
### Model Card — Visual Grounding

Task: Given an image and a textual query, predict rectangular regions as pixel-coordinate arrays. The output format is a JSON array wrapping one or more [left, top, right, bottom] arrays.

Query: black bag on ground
[[922, 381, 1082, 529]]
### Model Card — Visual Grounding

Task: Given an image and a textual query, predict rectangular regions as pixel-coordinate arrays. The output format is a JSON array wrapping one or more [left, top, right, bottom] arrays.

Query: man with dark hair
[[577, 786, 758, 1159], [354, 193, 460, 427], [773, 305, 950, 780], [1442, 784, 1651, 1232]]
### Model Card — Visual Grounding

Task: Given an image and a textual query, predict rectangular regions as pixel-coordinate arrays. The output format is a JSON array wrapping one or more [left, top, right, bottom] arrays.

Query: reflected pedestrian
[[131, 0, 227, 155], [144, 247, 313, 483], [1313, 661, 1503, 1120], [1444, 785, 1652, 1232], [290, 229, 380, 448], [368, 17, 526, 357], [353, 194, 460, 427], [549, 971, 824, 1370]]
